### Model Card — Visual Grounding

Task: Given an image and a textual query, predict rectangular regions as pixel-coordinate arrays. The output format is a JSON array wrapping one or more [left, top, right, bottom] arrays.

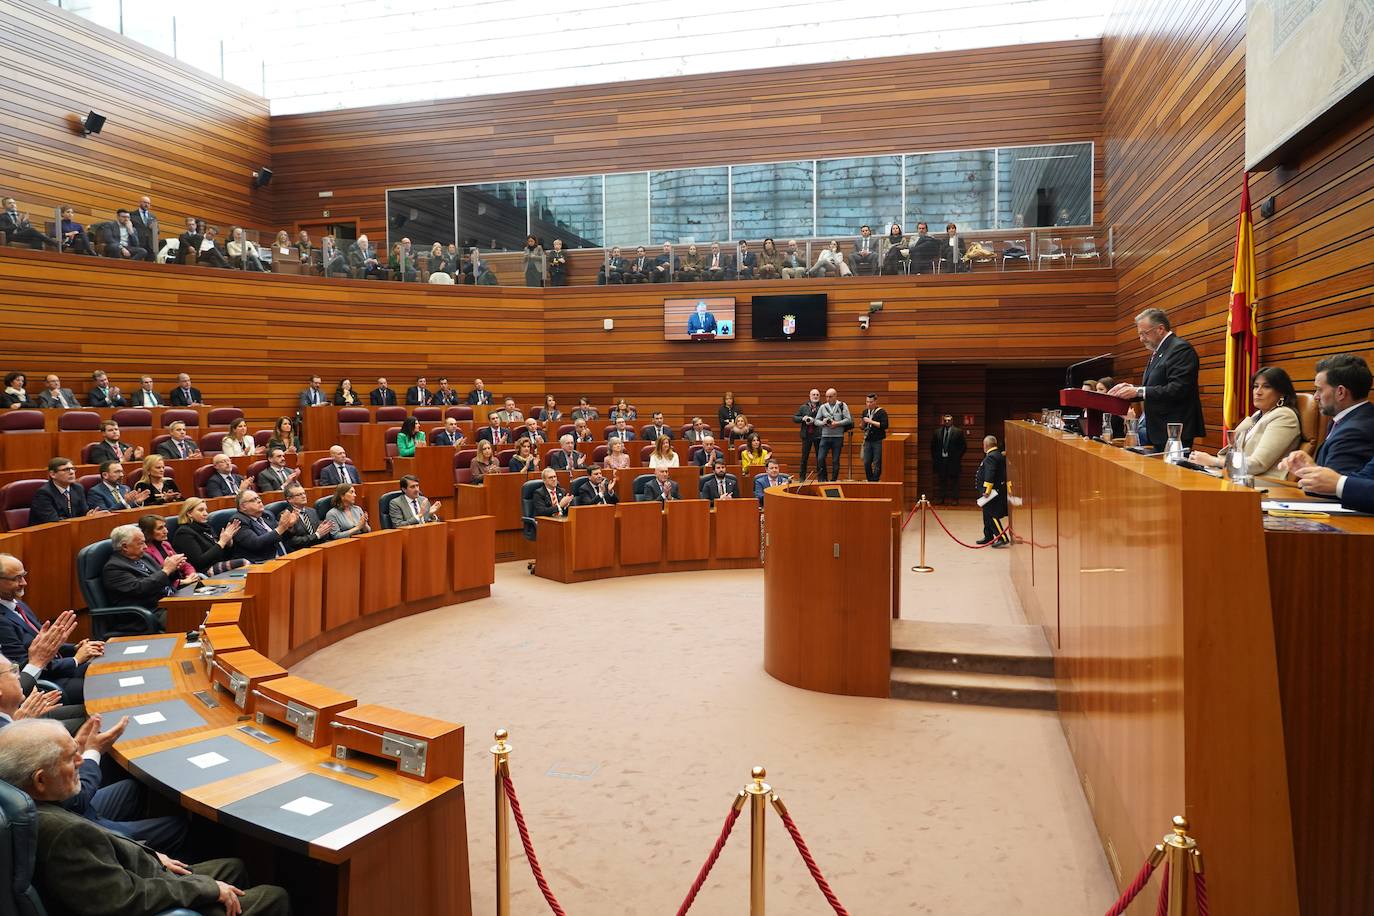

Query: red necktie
[[15, 604, 40, 633]]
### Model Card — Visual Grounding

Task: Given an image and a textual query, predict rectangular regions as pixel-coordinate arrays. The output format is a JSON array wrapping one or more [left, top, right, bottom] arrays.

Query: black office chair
[[207, 508, 238, 537], [0, 780, 198, 916], [519, 480, 544, 541], [74, 541, 164, 640], [314, 496, 335, 520], [699, 473, 738, 504], [264, 500, 288, 519], [569, 477, 593, 505], [377, 490, 403, 530], [633, 474, 656, 501]]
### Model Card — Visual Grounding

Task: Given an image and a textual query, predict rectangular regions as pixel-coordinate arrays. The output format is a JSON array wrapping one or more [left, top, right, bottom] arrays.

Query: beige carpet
[[292, 508, 1117, 915]]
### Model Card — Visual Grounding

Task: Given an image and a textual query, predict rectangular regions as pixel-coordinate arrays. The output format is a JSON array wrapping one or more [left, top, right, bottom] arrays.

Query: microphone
[[1065, 353, 1114, 390]]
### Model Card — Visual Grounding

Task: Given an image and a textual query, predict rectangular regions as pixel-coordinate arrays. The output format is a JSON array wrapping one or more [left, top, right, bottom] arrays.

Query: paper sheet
[[120, 644, 149, 655], [188, 751, 229, 769], [133, 711, 166, 725], [117, 676, 145, 688], [281, 796, 332, 816]]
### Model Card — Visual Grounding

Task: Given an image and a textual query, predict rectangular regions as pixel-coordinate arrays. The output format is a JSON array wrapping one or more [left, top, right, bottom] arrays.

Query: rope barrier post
[[913, 495, 934, 573], [1161, 815, 1198, 916], [491, 728, 512, 916], [746, 765, 772, 915]]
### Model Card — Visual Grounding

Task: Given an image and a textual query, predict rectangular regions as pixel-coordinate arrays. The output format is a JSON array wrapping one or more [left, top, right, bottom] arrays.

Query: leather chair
[[376, 406, 407, 423], [206, 407, 243, 425], [1296, 392, 1320, 456], [111, 407, 152, 428], [78, 473, 101, 492], [160, 409, 199, 428], [592, 445, 609, 463], [207, 508, 238, 536], [0, 780, 198, 916], [251, 430, 272, 448], [0, 480, 44, 532], [310, 456, 356, 487], [633, 473, 656, 501], [495, 448, 515, 468], [384, 427, 401, 458], [265, 500, 288, 519], [198, 431, 226, 453], [412, 407, 441, 422], [78, 442, 101, 465], [639, 445, 656, 462], [57, 410, 100, 434], [520, 479, 544, 541], [679, 423, 695, 439], [337, 407, 370, 435], [699, 472, 738, 504], [444, 406, 474, 422], [569, 476, 593, 503], [314, 495, 335, 520], [192, 464, 218, 498], [454, 448, 477, 484], [0, 413, 44, 445], [245, 460, 271, 483], [557, 424, 575, 438], [377, 490, 403, 530], [75, 540, 164, 638]]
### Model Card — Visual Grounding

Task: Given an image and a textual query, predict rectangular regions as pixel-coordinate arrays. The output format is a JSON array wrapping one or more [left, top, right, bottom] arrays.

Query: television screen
[[664, 297, 737, 341], [751, 293, 828, 340]]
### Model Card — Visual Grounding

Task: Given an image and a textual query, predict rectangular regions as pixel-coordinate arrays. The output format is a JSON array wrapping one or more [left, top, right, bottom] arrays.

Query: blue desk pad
[[82, 665, 175, 700], [219, 773, 399, 843], [108, 698, 208, 742], [131, 734, 280, 791]]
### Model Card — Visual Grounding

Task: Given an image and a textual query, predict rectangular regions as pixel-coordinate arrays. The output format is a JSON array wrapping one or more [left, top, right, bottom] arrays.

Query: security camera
[[858, 315, 870, 331]]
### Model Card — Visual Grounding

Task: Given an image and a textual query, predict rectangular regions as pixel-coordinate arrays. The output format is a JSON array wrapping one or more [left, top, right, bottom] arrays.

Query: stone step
[[889, 669, 1058, 711], [891, 619, 1054, 678]]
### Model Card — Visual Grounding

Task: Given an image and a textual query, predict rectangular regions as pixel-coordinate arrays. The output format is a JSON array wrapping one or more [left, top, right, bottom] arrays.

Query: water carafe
[[1163, 422, 1185, 464]]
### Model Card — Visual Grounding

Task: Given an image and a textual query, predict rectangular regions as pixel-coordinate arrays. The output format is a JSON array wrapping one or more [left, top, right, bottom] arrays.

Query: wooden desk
[[300, 405, 340, 451]]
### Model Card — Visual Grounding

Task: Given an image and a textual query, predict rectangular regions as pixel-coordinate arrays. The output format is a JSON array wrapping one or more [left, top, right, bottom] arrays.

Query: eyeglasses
[[3, 664, 19, 675], [0, 572, 27, 581]]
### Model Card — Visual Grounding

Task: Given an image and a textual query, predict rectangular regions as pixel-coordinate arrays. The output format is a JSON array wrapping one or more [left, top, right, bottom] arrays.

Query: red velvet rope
[[674, 803, 743, 916], [776, 808, 852, 916], [1154, 862, 1171, 916], [926, 504, 1003, 549], [501, 774, 568, 916], [1194, 871, 1209, 916], [1102, 858, 1157, 916]]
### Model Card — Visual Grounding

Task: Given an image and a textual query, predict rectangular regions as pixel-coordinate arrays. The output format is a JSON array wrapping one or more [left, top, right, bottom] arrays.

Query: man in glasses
[[30, 458, 104, 525], [0, 555, 103, 705]]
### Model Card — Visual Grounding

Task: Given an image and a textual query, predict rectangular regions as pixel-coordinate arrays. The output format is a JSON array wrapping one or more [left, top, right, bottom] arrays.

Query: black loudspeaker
[[80, 111, 106, 136], [252, 168, 273, 188]]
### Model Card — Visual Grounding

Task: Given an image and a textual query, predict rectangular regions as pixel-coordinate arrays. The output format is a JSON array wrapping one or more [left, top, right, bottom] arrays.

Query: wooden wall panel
[[1104, 0, 1374, 451], [0, 0, 270, 238], [269, 40, 1104, 243]]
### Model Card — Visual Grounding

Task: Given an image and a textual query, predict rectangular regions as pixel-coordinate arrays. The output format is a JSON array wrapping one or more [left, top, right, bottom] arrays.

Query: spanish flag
[[1223, 173, 1259, 431]]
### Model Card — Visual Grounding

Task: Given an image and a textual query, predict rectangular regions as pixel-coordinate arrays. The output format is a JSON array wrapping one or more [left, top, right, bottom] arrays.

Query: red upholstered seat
[[58, 410, 101, 431], [445, 406, 473, 421], [252, 430, 272, 447], [111, 408, 152, 427], [207, 407, 243, 425], [557, 424, 575, 438], [199, 431, 226, 453], [413, 407, 441, 422], [496, 448, 515, 468], [161, 409, 199, 428], [385, 426, 401, 458], [0, 411, 44, 432], [192, 464, 218, 497], [0, 479, 45, 531], [453, 448, 477, 484], [376, 406, 407, 422]]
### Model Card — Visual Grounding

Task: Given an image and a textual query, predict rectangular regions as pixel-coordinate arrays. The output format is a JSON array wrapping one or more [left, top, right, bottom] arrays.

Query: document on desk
[[1262, 500, 1360, 515]]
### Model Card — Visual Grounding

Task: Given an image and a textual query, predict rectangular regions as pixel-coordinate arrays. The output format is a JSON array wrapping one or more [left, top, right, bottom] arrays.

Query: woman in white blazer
[[1191, 367, 1302, 475]]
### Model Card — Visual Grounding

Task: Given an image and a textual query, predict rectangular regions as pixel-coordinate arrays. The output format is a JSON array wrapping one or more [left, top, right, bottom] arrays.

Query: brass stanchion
[[491, 729, 512, 916], [746, 765, 772, 915], [1162, 815, 1198, 915], [912, 495, 934, 573]]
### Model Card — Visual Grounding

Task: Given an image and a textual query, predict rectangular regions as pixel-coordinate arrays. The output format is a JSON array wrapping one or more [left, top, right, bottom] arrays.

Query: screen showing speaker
[[665, 297, 737, 341], [751, 293, 828, 340]]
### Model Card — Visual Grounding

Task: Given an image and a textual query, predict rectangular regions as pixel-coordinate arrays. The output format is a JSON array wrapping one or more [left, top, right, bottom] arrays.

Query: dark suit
[[129, 207, 158, 255], [1138, 333, 1205, 449], [575, 480, 618, 506], [347, 241, 381, 278], [687, 312, 717, 334], [156, 437, 197, 460], [530, 485, 571, 518], [467, 389, 494, 406], [405, 386, 433, 406], [0, 209, 55, 248], [975, 448, 1009, 543], [1316, 400, 1374, 474], [609, 427, 636, 442], [476, 426, 510, 446], [169, 386, 202, 406], [369, 387, 397, 406], [204, 472, 244, 499], [731, 251, 756, 280], [174, 230, 201, 265], [754, 472, 790, 505], [642, 478, 680, 502], [626, 256, 651, 283], [87, 440, 137, 465], [92, 220, 149, 261], [700, 473, 740, 505], [652, 254, 678, 282], [692, 447, 724, 473], [432, 430, 464, 447], [317, 462, 360, 487], [282, 506, 326, 552], [128, 388, 162, 407], [255, 465, 294, 494], [231, 510, 286, 563], [32, 802, 288, 916], [101, 552, 172, 613], [0, 600, 85, 690], [1338, 454, 1374, 512], [545, 448, 584, 471], [86, 482, 136, 512], [434, 389, 461, 406], [297, 386, 328, 407], [642, 425, 673, 442], [601, 256, 627, 284], [908, 235, 941, 274], [37, 388, 80, 409], [87, 387, 126, 408], [29, 482, 89, 525], [930, 425, 967, 503]]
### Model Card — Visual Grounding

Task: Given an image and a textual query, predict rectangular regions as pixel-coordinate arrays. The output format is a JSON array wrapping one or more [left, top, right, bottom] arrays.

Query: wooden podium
[[300, 404, 340, 451], [1058, 388, 1130, 438]]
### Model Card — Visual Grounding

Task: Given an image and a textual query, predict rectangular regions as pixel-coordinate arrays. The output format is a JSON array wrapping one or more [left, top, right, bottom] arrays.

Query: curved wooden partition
[[762, 482, 901, 698]]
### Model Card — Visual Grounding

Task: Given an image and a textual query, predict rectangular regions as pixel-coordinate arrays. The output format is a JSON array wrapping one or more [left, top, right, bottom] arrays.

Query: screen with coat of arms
[[751, 293, 828, 340]]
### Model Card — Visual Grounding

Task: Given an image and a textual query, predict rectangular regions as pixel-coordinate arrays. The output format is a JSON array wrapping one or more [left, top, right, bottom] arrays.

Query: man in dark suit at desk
[[1283, 353, 1374, 477], [477, 414, 510, 447], [433, 417, 465, 447], [405, 377, 433, 406], [642, 467, 680, 503], [156, 421, 201, 461], [129, 376, 162, 408], [732, 241, 756, 280], [230, 491, 296, 563], [652, 243, 678, 283], [575, 465, 618, 506], [642, 412, 673, 442], [318, 446, 361, 486], [204, 455, 249, 499], [907, 223, 941, 274], [281, 483, 335, 552], [626, 247, 651, 284], [168, 373, 203, 406], [975, 436, 1009, 547], [546, 435, 585, 471], [434, 378, 461, 406], [467, 378, 494, 406], [37, 375, 79, 409], [0, 719, 291, 916], [254, 448, 298, 494], [1, 197, 58, 249], [297, 375, 327, 408], [1109, 308, 1204, 450], [933, 413, 971, 503], [173, 217, 202, 265], [101, 525, 180, 622], [686, 300, 717, 335], [0, 558, 102, 705], [30, 458, 101, 525], [692, 436, 724, 473], [753, 458, 790, 505], [389, 475, 442, 527], [87, 461, 149, 512], [848, 225, 879, 275], [347, 234, 382, 279], [531, 468, 573, 518], [700, 459, 740, 505], [86, 370, 126, 408], [88, 421, 143, 465], [369, 377, 398, 406]]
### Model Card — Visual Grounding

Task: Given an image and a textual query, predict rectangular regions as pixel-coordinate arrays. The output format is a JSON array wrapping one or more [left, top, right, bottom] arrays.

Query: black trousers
[[816, 437, 843, 481], [8, 226, 57, 249], [862, 439, 883, 481], [934, 463, 960, 503], [982, 497, 1008, 542], [799, 437, 820, 480]]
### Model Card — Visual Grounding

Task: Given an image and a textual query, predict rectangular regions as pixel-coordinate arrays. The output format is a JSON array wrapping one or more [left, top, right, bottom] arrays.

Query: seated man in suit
[[173, 216, 201, 265], [753, 458, 791, 505], [347, 233, 383, 279], [190, 223, 231, 269], [88, 421, 143, 465], [0, 719, 291, 916], [732, 241, 756, 280], [0, 197, 58, 249], [129, 376, 162, 408], [434, 377, 461, 406], [101, 525, 180, 624], [700, 458, 740, 505], [530, 468, 573, 519], [230, 491, 296, 564], [515, 417, 545, 445], [369, 377, 397, 406], [546, 435, 585, 471], [280, 483, 335, 552], [86, 370, 126, 408], [0, 613, 88, 732], [404, 377, 433, 406], [692, 436, 724, 473], [86, 461, 149, 512], [30, 458, 102, 525], [642, 466, 680, 503], [652, 242, 677, 283], [626, 246, 651, 283], [389, 474, 442, 527], [433, 417, 466, 447], [599, 246, 626, 284], [908, 222, 942, 274], [683, 417, 711, 442], [570, 397, 598, 423], [317, 446, 361, 486], [37, 374, 79, 409], [204, 454, 250, 499], [155, 421, 202, 461], [686, 300, 717, 336], [703, 242, 730, 281], [1283, 353, 1374, 476], [572, 418, 594, 443], [254, 447, 299, 494], [848, 225, 879, 274], [297, 375, 328, 408], [610, 418, 636, 442], [168, 373, 203, 406], [497, 398, 524, 424], [642, 412, 674, 442], [467, 378, 494, 406], [575, 464, 619, 506], [477, 413, 510, 446], [0, 556, 102, 705]]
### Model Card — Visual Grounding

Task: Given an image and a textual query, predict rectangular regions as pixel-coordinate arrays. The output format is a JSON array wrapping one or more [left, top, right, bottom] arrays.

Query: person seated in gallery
[[347, 234, 383, 279], [321, 234, 348, 277], [0, 197, 58, 250], [626, 246, 651, 283], [677, 244, 703, 282], [1188, 368, 1301, 475], [725, 414, 754, 445], [193, 224, 231, 268], [599, 246, 626, 285], [333, 378, 360, 406], [653, 242, 678, 283], [811, 240, 852, 277], [570, 397, 599, 423], [732, 240, 756, 280], [58, 206, 94, 255], [780, 240, 806, 279], [2, 372, 37, 409], [91, 210, 147, 261], [463, 247, 496, 285], [86, 370, 125, 408], [848, 225, 879, 274], [881, 223, 910, 275], [173, 217, 201, 265], [908, 222, 941, 274], [227, 227, 268, 271], [508, 438, 540, 473], [757, 238, 784, 279], [703, 242, 730, 281]]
